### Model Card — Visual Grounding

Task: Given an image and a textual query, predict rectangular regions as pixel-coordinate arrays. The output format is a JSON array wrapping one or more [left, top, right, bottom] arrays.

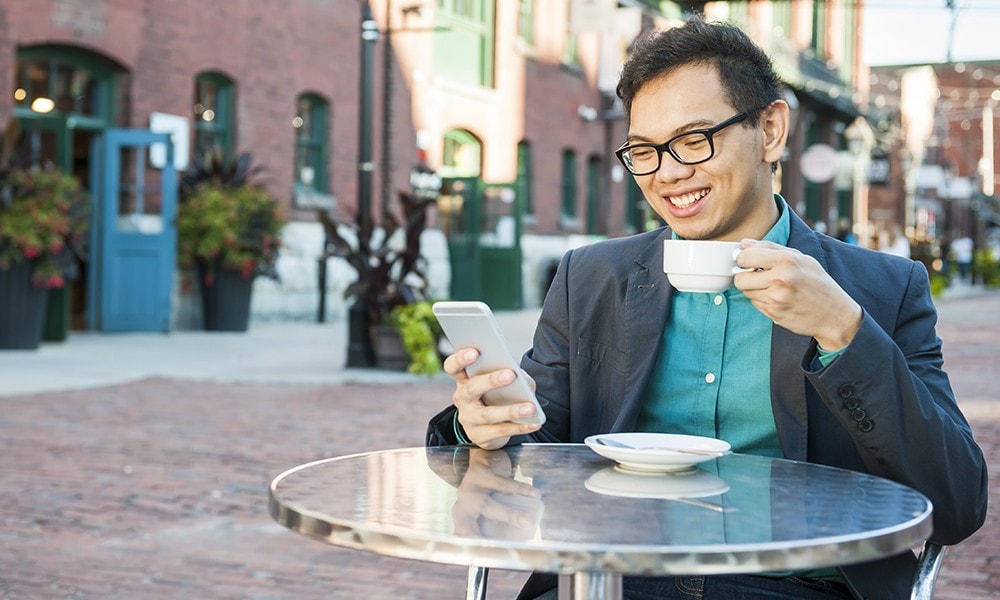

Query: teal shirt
[[637, 196, 842, 581], [636, 197, 791, 456]]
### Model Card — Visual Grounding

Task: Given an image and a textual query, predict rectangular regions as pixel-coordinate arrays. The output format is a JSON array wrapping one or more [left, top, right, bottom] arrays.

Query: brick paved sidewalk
[[1, 292, 997, 599]]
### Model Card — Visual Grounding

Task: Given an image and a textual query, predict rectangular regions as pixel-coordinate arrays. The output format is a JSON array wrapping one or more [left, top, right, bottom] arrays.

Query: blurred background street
[[1, 291, 997, 599]]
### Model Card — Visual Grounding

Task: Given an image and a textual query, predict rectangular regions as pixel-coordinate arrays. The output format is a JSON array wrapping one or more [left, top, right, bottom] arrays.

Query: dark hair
[[616, 16, 782, 126]]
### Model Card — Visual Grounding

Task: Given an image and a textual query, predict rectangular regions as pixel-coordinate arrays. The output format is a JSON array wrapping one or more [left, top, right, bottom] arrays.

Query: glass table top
[[269, 444, 932, 575]]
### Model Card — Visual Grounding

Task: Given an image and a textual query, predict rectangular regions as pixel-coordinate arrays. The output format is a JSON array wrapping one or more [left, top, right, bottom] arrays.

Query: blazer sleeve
[[805, 259, 988, 544]]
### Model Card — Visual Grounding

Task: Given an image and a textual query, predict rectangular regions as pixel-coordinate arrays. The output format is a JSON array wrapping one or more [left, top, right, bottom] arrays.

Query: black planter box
[[0, 261, 49, 350], [198, 265, 254, 332]]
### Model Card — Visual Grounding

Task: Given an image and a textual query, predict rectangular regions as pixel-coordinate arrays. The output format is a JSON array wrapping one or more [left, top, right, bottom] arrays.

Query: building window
[[810, 2, 826, 56], [560, 149, 577, 218], [441, 129, 481, 178], [294, 93, 329, 193], [561, 3, 579, 67], [434, 0, 495, 87], [193, 72, 235, 163], [586, 155, 601, 234], [14, 46, 114, 121], [517, 0, 534, 46], [625, 177, 647, 233], [517, 140, 533, 215]]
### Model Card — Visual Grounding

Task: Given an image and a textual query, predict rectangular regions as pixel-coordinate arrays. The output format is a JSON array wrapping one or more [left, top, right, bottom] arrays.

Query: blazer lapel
[[613, 231, 672, 432], [770, 211, 827, 461]]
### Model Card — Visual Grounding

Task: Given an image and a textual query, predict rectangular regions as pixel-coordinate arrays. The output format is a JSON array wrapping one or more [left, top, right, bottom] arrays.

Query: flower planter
[[373, 324, 408, 371], [0, 261, 49, 350], [198, 264, 254, 332]]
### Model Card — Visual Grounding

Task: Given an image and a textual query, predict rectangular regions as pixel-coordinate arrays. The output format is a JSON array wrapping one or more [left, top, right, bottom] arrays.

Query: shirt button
[[713, 295, 723, 305], [705, 373, 716, 384]]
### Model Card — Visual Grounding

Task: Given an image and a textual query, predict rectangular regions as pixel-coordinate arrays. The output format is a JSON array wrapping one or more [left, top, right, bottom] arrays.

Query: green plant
[[974, 249, 999, 287], [0, 164, 90, 288], [177, 152, 285, 285], [929, 271, 949, 297], [388, 300, 443, 375]]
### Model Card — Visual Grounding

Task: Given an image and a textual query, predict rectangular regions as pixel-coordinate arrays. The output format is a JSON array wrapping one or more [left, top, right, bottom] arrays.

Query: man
[[427, 16, 987, 600]]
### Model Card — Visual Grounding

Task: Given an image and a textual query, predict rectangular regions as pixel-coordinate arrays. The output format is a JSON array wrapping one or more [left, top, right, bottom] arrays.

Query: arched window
[[294, 93, 330, 194], [441, 129, 481, 178], [193, 72, 235, 162], [14, 45, 117, 124]]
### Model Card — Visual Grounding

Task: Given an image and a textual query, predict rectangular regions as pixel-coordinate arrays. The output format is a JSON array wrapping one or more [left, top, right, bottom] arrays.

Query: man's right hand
[[444, 348, 543, 450]]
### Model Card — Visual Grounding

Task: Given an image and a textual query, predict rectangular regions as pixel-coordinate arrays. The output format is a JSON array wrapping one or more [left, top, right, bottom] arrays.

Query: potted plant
[[319, 189, 442, 372], [0, 123, 90, 349], [177, 151, 286, 331], [386, 299, 444, 375]]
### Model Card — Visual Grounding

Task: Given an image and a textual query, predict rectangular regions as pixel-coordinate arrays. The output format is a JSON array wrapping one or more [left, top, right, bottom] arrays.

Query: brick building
[[2, 0, 868, 332]]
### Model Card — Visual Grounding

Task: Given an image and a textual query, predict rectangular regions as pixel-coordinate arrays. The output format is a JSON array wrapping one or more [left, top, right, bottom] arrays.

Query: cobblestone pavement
[[1, 292, 998, 599]]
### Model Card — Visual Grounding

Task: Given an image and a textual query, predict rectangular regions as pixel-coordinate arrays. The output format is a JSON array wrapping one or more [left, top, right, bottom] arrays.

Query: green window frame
[[625, 177, 647, 233], [560, 149, 577, 218], [14, 45, 116, 125], [441, 129, 482, 178], [517, 140, 533, 215], [193, 72, 235, 163], [561, 3, 579, 67], [810, 2, 826, 57], [586, 155, 600, 234], [434, 0, 495, 87], [517, 0, 534, 46], [294, 93, 329, 193]]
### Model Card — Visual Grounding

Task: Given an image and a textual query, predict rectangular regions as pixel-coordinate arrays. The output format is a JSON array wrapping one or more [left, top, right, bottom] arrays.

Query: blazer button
[[844, 398, 860, 411], [858, 419, 875, 432], [838, 385, 854, 399], [851, 408, 866, 421]]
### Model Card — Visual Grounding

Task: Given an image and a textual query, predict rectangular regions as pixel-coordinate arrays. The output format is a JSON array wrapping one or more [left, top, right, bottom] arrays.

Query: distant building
[[2, 0, 867, 331], [869, 60, 1000, 268]]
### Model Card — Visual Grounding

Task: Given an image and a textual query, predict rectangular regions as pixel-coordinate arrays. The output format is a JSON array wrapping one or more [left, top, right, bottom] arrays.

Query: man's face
[[626, 63, 783, 241]]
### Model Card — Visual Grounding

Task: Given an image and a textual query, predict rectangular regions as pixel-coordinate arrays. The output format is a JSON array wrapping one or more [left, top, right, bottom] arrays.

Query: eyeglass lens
[[625, 132, 713, 172]]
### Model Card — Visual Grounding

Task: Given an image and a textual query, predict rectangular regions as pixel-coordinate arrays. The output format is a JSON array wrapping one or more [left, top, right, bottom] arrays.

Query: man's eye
[[630, 147, 655, 160], [680, 136, 707, 149]]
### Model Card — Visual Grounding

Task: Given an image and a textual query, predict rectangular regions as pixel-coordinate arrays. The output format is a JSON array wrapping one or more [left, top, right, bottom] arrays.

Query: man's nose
[[653, 151, 694, 182]]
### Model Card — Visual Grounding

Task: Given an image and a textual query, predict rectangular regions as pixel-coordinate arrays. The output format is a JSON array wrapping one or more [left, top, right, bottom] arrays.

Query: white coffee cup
[[662, 239, 746, 293]]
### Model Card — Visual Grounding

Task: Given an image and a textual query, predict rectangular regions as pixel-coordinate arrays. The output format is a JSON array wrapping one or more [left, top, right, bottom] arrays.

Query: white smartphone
[[431, 301, 546, 426]]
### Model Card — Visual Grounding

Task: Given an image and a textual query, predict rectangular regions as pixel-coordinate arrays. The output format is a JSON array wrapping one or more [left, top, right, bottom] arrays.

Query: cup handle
[[731, 248, 752, 274]]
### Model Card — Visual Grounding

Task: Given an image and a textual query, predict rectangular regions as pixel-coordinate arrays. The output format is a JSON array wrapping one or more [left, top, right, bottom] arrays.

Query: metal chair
[[467, 542, 947, 600], [911, 542, 947, 600]]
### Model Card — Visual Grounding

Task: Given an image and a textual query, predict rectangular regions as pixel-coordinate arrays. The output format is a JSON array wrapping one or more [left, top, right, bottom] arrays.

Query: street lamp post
[[346, 1, 379, 368]]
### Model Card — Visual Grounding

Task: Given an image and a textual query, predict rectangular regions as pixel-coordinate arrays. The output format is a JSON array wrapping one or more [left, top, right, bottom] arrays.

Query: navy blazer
[[428, 210, 987, 599]]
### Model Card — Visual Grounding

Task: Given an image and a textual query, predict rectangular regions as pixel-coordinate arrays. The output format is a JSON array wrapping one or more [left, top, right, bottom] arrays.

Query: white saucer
[[584, 432, 731, 473], [585, 465, 730, 499]]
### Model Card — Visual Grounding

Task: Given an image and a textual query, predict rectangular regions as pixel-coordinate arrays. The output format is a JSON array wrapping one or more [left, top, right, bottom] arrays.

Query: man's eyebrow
[[625, 118, 720, 143]]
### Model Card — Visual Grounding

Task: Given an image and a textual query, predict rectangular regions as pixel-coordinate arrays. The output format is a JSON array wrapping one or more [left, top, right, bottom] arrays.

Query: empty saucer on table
[[585, 465, 730, 499], [583, 433, 731, 473]]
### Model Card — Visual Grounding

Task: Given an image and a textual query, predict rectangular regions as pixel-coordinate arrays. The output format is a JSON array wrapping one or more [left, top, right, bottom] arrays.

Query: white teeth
[[668, 189, 708, 208]]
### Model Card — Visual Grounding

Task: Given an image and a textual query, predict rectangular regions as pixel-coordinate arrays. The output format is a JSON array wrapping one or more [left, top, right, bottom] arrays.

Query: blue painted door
[[91, 129, 177, 331]]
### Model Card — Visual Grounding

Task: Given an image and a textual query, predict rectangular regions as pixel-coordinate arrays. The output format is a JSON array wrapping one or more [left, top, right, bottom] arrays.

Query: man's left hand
[[734, 239, 862, 351]]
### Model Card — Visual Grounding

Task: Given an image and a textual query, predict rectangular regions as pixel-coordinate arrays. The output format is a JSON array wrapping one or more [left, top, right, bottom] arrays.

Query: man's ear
[[761, 100, 790, 165]]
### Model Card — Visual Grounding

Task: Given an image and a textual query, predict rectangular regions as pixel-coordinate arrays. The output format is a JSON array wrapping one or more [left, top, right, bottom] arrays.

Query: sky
[[863, 0, 1000, 66]]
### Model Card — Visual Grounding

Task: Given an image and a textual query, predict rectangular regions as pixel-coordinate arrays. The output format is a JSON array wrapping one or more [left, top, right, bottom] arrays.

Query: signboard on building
[[800, 143, 837, 183], [410, 166, 442, 200]]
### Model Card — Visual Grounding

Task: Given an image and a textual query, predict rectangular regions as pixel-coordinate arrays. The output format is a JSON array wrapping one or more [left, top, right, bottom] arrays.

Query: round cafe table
[[268, 444, 932, 600]]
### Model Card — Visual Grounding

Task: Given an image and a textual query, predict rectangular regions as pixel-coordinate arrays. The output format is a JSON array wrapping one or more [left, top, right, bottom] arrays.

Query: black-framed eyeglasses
[[615, 112, 748, 175]]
